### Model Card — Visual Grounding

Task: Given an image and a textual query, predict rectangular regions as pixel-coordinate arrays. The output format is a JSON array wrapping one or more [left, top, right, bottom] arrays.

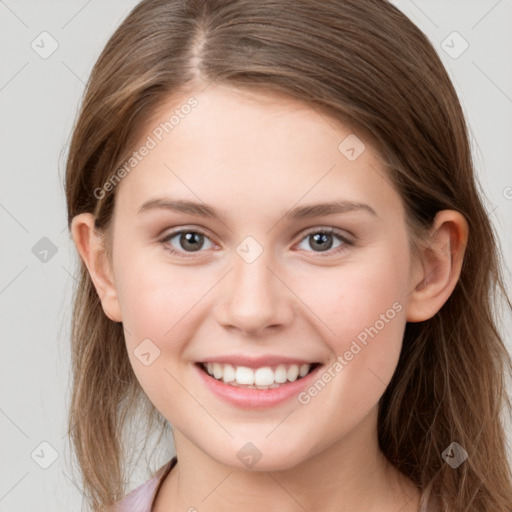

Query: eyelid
[[298, 226, 353, 243], [159, 225, 354, 258], [293, 226, 353, 258], [159, 226, 216, 256]]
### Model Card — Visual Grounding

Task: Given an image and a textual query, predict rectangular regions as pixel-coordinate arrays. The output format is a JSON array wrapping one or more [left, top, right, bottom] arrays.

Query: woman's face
[[106, 84, 419, 470]]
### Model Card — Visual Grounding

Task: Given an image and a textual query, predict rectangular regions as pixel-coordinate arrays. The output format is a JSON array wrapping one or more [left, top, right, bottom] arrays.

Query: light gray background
[[1, 1, 511, 510]]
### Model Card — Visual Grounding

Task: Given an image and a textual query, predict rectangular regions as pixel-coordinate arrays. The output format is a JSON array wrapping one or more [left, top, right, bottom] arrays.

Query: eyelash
[[158, 227, 353, 259]]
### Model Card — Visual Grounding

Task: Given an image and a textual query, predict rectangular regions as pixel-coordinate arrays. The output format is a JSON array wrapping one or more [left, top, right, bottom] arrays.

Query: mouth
[[196, 361, 321, 390]]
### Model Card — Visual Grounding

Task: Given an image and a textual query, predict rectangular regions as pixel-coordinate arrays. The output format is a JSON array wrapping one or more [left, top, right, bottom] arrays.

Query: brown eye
[[160, 229, 214, 256], [296, 228, 352, 256], [308, 232, 334, 252], [177, 232, 204, 252]]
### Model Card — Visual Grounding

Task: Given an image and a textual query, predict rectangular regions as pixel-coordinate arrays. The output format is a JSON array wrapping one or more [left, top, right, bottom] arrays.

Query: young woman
[[65, 0, 512, 510]]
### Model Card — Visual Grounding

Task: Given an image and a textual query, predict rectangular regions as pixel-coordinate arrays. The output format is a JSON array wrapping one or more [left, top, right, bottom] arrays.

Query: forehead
[[114, 84, 399, 221]]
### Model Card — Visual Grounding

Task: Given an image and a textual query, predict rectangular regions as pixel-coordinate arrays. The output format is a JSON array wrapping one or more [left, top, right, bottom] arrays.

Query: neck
[[153, 407, 420, 512]]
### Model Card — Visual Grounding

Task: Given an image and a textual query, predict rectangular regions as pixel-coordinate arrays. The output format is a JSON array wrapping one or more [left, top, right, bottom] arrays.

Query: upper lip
[[198, 355, 320, 369]]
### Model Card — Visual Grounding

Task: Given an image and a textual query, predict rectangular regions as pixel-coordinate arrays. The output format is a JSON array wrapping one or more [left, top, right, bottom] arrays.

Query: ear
[[406, 210, 468, 322], [70, 213, 122, 322]]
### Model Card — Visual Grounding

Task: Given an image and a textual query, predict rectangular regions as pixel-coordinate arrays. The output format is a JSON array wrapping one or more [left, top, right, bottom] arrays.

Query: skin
[[72, 84, 468, 512]]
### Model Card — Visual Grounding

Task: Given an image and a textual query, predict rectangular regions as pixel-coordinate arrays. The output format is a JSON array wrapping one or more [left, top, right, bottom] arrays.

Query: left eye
[[160, 230, 214, 256], [296, 228, 350, 255]]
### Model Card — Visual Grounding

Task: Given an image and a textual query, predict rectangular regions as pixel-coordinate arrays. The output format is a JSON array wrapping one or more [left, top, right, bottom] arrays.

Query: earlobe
[[406, 210, 468, 322], [70, 213, 122, 322]]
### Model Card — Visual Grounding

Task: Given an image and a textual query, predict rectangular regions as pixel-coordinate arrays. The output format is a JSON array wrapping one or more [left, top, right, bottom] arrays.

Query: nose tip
[[215, 256, 294, 336]]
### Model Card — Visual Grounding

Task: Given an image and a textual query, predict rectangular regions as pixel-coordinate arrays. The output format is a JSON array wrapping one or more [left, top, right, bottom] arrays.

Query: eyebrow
[[137, 198, 378, 221]]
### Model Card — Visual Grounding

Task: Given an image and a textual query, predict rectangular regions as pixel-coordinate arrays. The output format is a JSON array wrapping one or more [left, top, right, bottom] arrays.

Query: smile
[[198, 362, 321, 390]]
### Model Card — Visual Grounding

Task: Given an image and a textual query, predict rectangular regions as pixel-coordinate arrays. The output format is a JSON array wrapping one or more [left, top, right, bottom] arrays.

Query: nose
[[214, 250, 294, 336]]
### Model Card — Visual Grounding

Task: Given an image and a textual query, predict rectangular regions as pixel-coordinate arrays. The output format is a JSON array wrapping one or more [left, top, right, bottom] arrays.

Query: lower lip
[[195, 363, 323, 409]]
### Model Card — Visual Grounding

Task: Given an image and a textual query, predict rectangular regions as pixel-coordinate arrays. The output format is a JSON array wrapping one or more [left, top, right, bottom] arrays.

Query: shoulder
[[112, 457, 177, 512]]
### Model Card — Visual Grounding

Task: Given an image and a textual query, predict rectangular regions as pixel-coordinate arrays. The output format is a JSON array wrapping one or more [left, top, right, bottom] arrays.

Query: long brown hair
[[64, 1, 512, 510]]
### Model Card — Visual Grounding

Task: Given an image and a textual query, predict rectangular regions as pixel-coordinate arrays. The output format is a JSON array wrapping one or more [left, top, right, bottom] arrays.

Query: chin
[[206, 443, 310, 473]]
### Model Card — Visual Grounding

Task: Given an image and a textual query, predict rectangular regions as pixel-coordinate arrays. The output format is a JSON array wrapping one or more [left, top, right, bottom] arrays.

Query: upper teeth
[[204, 362, 312, 387]]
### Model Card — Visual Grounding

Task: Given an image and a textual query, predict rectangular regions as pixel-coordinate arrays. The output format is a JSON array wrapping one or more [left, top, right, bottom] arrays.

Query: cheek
[[114, 250, 218, 353], [114, 243, 176, 321], [294, 245, 410, 348], [290, 242, 410, 413], [114, 252, 211, 411]]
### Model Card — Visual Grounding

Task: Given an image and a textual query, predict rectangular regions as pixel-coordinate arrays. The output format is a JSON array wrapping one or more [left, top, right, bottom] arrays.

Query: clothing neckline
[[149, 455, 178, 511], [148, 456, 440, 512]]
